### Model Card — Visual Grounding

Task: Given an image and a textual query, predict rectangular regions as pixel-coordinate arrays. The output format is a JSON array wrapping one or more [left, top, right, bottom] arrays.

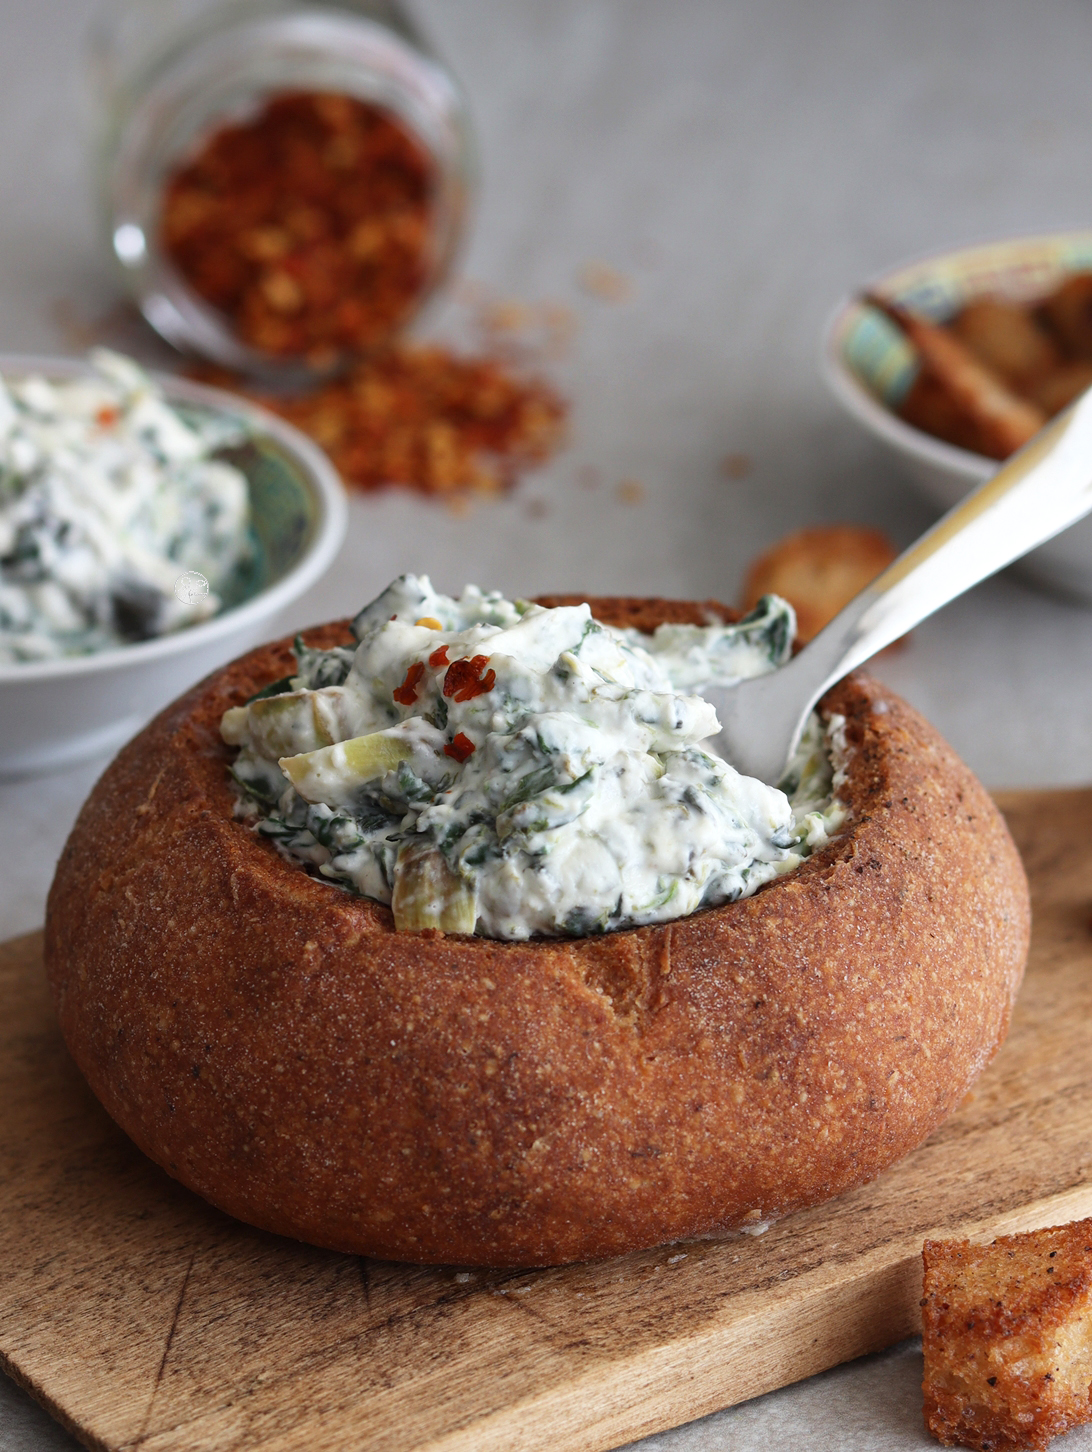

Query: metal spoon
[[713, 387, 1092, 785]]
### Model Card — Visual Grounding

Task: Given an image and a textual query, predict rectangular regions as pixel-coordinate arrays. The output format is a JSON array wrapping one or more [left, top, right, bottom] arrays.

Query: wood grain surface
[[2, 788, 1091, 1452]]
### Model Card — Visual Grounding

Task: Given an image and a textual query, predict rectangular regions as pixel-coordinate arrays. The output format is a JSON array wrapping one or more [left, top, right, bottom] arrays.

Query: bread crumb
[[616, 478, 645, 505], [722, 452, 752, 479]]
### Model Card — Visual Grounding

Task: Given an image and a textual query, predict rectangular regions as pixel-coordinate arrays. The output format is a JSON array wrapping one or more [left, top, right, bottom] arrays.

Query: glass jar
[[92, 0, 474, 380]]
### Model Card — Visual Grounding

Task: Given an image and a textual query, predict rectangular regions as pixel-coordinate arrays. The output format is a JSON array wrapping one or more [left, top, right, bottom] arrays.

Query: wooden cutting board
[[4, 788, 1092, 1452]]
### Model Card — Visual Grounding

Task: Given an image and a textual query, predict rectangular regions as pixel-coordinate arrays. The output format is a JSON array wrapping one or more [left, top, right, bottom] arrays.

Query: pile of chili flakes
[[202, 342, 567, 498], [161, 91, 433, 364], [162, 88, 567, 498]]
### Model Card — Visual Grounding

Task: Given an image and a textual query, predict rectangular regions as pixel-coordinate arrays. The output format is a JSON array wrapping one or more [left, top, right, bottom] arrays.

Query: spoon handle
[[718, 385, 1092, 784]]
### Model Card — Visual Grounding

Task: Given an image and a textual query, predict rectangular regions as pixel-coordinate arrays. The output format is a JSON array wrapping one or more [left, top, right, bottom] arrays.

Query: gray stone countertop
[[5, 1, 1092, 1447]]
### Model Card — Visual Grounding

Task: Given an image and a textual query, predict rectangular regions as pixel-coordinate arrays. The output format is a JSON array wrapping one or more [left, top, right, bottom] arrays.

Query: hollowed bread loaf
[[45, 598, 1030, 1267]]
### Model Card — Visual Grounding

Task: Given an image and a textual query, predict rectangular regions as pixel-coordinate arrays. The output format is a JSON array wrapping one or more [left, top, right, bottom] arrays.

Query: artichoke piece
[[245, 690, 339, 760], [220, 704, 250, 746], [391, 842, 478, 934], [280, 730, 416, 807]]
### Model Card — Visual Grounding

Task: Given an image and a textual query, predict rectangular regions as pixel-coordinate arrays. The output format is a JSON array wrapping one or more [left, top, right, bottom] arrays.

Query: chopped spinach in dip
[[0, 349, 253, 663], [223, 575, 849, 940]]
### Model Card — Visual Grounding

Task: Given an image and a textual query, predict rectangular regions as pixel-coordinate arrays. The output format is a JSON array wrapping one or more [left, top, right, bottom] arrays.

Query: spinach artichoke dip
[[0, 350, 252, 663], [223, 576, 849, 941]]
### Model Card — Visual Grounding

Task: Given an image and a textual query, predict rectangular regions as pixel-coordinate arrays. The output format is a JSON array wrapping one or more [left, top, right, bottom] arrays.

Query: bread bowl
[[45, 594, 1029, 1267]]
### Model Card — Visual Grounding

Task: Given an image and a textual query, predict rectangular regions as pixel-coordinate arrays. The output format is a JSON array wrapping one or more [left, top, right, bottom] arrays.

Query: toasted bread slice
[[951, 299, 1060, 390], [922, 1219, 1092, 1450], [1024, 360, 1092, 418], [740, 524, 897, 644], [868, 293, 1046, 460], [1040, 273, 1092, 361]]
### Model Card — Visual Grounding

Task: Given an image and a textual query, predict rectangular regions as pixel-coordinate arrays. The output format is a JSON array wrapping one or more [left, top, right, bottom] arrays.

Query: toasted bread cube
[[922, 1220, 1092, 1451], [740, 524, 897, 644]]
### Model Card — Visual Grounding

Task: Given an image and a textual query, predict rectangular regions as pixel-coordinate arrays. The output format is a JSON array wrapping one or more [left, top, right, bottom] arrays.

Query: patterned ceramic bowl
[[822, 232, 1092, 603], [0, 360, 346, 776]]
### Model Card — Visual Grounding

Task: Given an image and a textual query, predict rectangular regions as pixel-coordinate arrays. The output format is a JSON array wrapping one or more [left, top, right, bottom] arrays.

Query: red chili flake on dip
[[160, 91, 434, 364], [428, 644, 450, 669], [443, 732, 475, 763], [443, 655, 496, 703], [392, 661, 425, 705]]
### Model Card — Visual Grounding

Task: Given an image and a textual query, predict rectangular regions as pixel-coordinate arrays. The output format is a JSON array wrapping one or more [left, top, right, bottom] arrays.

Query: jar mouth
[[101, 9, 474, 383]]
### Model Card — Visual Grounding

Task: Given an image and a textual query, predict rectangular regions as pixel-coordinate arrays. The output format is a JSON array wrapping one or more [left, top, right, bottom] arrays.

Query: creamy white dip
[[223, 576, 848, 939], [0, 350, 252, 663]]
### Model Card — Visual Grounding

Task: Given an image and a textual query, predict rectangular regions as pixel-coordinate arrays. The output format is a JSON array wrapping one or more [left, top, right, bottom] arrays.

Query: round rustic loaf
[[45, 599, 1030, 1267]]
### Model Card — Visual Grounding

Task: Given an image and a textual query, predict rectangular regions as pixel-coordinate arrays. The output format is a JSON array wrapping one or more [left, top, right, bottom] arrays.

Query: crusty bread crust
[[44, 600, 1030, 1267], [534, 594, 738, 631]]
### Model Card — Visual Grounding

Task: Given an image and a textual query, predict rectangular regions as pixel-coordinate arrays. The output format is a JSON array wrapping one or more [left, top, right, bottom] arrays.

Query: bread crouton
[[867, 293, 1046, 460], [922, 1219, 1092, 1451], [899, 368, 1003, 457], [1040, 273, 1092, 361], [950, 299, 1060, 390], [1024, 360, 1092, 418], [740, 524, 897, 644]]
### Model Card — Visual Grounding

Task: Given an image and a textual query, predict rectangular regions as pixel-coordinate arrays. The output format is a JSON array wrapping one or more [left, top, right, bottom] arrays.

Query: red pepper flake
[[392, 660, 425, 706], [95, 406, 119, 428], [443, 655, 496, 702], [428, 644, 450, 669], [443, 732, 475, 763]]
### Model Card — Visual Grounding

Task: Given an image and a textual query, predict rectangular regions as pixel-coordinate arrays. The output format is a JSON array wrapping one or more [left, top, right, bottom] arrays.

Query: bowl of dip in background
[[822, 231, 1092, 603], [0, 357, 346, 776]]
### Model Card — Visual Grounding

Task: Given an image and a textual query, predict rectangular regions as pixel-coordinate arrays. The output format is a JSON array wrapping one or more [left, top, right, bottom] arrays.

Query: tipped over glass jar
[[94, 0, 474, 381]]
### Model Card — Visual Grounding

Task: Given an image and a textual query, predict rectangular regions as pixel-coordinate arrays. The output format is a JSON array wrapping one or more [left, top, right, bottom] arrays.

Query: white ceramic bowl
[[0, 359, 347, 777], [823, 231, 1092, 603]]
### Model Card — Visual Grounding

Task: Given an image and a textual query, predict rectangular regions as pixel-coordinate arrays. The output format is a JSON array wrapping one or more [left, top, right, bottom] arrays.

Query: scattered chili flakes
[[477, 297, 577, 364], [160, 91, 434, 364], [443, 655, 496, 702], [392, 661, 425, 705], [578, 261, 633, 303], [200, 342, 567, 498], [443, 732, 476, 763], [616, 478, 645, 504]]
